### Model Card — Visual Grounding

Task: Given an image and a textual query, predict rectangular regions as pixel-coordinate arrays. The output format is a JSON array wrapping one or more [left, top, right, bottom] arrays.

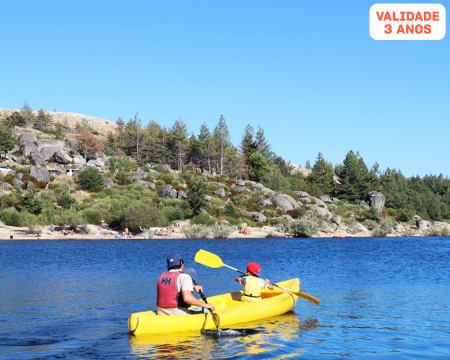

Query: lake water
[[0, 237, 449, 359]]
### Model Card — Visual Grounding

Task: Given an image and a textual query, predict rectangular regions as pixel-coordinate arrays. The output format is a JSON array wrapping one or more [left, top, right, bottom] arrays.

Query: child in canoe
[[235, 262, 274, 302]]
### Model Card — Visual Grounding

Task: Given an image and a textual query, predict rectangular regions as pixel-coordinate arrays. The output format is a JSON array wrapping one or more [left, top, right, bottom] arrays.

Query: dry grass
[[0, 108, 117, 140]]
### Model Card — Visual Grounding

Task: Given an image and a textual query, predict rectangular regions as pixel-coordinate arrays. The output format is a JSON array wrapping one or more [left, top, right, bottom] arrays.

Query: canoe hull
[[128, 278, 300, 335]]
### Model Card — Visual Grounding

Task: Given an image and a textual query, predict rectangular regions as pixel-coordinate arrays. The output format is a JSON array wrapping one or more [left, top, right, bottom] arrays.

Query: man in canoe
[[157, 253, 215, 315], [235, 262, 274, 302]]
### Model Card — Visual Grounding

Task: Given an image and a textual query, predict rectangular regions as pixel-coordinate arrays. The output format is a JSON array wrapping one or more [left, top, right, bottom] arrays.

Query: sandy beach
[[0, 224, 434, 240]]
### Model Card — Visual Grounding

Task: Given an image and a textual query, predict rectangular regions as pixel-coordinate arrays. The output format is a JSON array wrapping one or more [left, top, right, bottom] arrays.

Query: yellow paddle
[[194, 249, 320, 305]]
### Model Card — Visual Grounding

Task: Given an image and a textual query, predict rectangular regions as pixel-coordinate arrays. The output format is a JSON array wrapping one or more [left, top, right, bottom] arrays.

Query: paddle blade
[[194, 249, 224, 268], [296, 291, 320, 305]]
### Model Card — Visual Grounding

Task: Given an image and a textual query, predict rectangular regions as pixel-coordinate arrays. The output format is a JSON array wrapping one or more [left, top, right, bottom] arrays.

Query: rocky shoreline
[[1, 109, 449, 242], [1, 223, 448, 240]]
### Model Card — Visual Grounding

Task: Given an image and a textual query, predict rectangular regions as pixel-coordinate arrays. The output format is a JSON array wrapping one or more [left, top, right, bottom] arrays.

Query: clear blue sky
[[1, 1, 449, 177]]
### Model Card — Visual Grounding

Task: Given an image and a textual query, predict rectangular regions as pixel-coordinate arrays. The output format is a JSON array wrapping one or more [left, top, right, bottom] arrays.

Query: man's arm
[[182, 290, 215, 311]]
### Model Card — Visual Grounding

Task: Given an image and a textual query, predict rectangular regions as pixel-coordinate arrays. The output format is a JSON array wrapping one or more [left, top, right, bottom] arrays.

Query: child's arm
[[263, 279, 274, 290]]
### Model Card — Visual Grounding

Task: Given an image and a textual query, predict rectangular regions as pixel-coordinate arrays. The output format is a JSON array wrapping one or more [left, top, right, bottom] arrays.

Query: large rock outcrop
[[270, 194, 299, 211], [367, 191, 385, 213], [243, 211, 267, 223], [157, 185, 177, 198], [30, 166, 50, 184]]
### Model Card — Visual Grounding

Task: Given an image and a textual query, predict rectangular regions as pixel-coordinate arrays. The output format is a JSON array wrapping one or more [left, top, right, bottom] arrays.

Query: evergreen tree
[[309, 152, 334, 195], [140, 121, 170, 164], [198, 122, 212, 172], [0, 123, 15, 158], [187, 134, 201, 166], [21, 100, 35, 126], [240, 124, 256, 158], [34, 109, 50, 131], [336, 151, 374, 203], [5, 111, 27, 130], [255, 125, 271, 158], [212, 115, 230, 174], [123, 113, 145, 163], [22, 187, 43, 215], [105, 131, 119, 156], [170, 118, 188, 170], [188, 178, 206, 215], [248, 152, 269, 182], [305, 160, 311, 170]]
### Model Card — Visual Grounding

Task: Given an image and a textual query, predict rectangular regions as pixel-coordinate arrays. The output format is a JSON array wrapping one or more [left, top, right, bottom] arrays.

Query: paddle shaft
[[192, 279, 221, 329]]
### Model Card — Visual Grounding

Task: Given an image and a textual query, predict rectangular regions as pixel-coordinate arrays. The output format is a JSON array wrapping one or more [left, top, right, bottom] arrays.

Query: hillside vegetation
[[0, 105, 448, 238]]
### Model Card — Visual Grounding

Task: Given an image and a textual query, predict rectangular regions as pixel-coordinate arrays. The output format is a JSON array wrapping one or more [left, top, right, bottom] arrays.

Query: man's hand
[[193, 284, 203, 293], [204, 303, 215, 312]]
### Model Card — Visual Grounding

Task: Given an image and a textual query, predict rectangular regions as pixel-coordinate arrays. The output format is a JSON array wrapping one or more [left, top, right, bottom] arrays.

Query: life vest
[[156, 271, 190, 308], [242, 275, 262, 301]]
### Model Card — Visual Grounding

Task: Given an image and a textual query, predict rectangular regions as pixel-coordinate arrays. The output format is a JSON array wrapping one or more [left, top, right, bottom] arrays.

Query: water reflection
[[128, 312, 312, 359]]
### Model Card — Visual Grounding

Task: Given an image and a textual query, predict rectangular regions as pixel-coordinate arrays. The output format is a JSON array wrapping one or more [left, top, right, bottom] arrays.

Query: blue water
[[0, 237, 449, 359]]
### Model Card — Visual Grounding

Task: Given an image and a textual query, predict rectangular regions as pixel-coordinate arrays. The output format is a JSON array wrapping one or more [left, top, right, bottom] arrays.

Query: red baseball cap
[[247, 262, 261, 275]]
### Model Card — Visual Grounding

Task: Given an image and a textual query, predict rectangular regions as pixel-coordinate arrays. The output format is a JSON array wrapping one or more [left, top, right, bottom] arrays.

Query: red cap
[[247, 262, 261, 275]]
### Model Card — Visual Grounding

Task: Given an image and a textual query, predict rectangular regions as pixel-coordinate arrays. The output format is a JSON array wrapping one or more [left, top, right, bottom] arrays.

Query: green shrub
[[442, 227, 449, 236], [76, 167, 103, 190], [363, 219, 378, 230], [115, 171, 132, 185], [289, 219, 318, 238], [22, 188, 43, 215], [223, 202, 238, 218], [210, 197, 225, 207], [41, 206, 57, 224], [153, 164, 170, 174], [120, 201, 165, 232], [183, 225, 212, 239], [160, 174, 173, 185], [57, 192, 77, 210], [395, 208, 415, 222], [54, 209, 84, 227], [183, 224, 233, 239], [162, 206, 185, 222], [82, 208, 102, 224], [107, 156, 137, 173], [210, 224, 233, 238], [372, 218, 393, 237], [358, 207, 380, 221], [191, 213, 216, 225], [19, 212, 40, 233], [0, 209, 21, 226]]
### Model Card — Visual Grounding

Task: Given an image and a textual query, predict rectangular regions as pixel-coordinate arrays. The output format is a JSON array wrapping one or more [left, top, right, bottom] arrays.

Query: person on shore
[[157, 253, 215, 315], [235, 262, 274, 302]]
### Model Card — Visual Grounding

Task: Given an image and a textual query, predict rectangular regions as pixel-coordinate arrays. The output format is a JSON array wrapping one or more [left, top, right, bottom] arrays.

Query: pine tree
[[0, 123, 15, 158], [198, 122, 212, 172], [170, 118, 188, 170], [309, 152, 334, 195], [21, 100, 35, 126], [337, 150, 372, 202], [34, 109, 50, 131], [212, 115, 230, 174], [187, 134, 201, 166], [248, 152, 269, 182], [255, 125, 271, 159], [240, 124, 256, 158], [123, 113, 145, 163]]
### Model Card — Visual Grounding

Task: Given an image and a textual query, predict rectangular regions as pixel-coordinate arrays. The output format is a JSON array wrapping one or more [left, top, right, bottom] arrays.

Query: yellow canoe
[[128, 278, 300, 336]]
